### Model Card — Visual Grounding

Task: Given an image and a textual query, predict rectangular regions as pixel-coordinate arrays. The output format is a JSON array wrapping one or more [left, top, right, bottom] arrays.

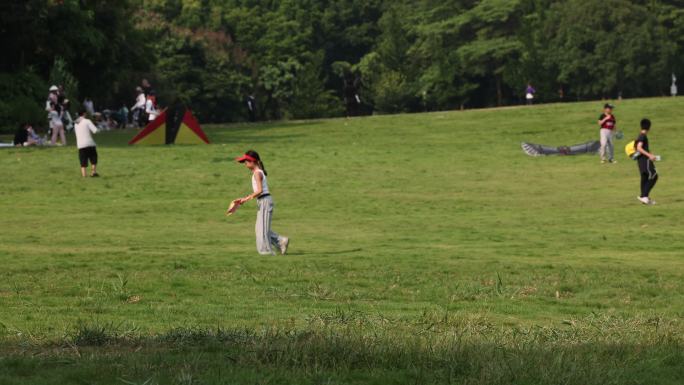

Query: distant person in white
[[145, 92, 158, 123], [45, 85, 59, 111], [131, 87, 146, 127], [74, 110, 100, 178], [83, 97, 95, 116], [48, 102, 66, 146], [525, 83, 536, 105]]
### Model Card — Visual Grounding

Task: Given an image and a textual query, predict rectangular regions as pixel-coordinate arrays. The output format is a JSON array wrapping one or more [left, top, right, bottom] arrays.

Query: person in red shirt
[[598, 103, 617, 163]]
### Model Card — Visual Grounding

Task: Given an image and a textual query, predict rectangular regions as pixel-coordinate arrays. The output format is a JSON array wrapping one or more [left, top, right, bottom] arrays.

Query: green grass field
[[1, 98, 683, 384]]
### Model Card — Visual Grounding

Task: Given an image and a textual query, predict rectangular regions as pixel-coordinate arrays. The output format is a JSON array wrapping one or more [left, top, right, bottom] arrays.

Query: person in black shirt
[[13, 124, 28, 146], [635, 119, 658, 205]]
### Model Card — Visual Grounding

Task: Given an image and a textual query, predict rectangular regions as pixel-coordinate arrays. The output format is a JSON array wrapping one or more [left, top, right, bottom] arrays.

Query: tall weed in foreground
[[2, 311, 680, 385]]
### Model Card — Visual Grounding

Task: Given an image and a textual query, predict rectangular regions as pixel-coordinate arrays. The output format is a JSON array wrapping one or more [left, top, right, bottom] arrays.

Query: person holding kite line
[[234, 150, 289, 255], [74, 110, 100, 177], [598, 103, 617, 163]]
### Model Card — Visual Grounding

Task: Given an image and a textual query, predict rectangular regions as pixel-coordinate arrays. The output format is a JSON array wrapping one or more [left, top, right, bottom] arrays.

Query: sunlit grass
[[1, 98, 682, 383]]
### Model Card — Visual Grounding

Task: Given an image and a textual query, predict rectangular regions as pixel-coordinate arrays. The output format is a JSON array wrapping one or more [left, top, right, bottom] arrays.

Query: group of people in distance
[[82, 79, 158, 130], [13, 109, 101, 177], [596, 103, 659, 205], [45, 84, 72, 146], [11, 78, 163, 180], [10, 88, 62, 148], [13, 79, 159, 148], [8, 79, 662, 254], [105, 79, 158, 130]]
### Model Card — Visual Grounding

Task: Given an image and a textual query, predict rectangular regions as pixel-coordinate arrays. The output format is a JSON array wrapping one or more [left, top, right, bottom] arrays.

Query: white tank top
[[251, 169, 270, 195]]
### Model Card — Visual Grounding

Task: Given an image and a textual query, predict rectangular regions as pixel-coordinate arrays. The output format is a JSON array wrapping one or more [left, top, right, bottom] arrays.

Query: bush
[[0, 69, 46, 133]]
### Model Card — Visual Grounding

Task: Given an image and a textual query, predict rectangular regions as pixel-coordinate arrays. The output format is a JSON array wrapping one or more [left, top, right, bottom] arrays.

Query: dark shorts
[[78, 146, 98, 167]]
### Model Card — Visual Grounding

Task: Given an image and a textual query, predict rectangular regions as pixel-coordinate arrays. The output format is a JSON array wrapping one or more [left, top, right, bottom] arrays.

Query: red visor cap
[[236, 154, 257, 163]]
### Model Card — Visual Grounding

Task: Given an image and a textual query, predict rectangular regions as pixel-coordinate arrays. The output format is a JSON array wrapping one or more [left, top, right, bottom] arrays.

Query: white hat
[[49, 85, 58, 91]]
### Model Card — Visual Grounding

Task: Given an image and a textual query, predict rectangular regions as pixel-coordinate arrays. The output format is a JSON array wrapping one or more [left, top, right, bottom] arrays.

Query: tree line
[[1, 0, 683, 130]]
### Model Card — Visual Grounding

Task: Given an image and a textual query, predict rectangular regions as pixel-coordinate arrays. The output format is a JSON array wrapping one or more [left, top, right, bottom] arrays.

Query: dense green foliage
[[1, 97, 683, 383], [1, 0, 684, 123], [0, 0, 150, 130]]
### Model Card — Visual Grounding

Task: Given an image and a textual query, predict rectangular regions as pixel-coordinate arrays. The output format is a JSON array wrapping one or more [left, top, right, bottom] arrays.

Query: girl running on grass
[[235, 150, 289, 255]]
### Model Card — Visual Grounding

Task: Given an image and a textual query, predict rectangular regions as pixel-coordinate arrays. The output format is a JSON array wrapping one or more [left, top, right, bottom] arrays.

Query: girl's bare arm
[[240, 172, 263, 203]]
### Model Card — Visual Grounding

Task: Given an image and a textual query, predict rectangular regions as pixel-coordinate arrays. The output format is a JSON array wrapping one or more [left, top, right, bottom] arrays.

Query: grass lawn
[[1, 97, 682, 384]]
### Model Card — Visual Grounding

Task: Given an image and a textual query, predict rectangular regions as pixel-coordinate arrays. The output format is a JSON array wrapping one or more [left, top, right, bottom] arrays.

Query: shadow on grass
[[0, 312, 681, 385]]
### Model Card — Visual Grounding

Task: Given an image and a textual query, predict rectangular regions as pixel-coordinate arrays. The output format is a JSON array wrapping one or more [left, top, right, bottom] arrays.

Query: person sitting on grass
[[13, 123, 42, 147], [109, 103, 129, 129], [635, 119, 658, 205], [74, 110, 100, 178], [93, 112, 109, 131]]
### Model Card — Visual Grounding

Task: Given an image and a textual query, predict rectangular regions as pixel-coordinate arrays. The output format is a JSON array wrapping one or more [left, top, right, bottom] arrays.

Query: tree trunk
[[496, 76, 502, 106]]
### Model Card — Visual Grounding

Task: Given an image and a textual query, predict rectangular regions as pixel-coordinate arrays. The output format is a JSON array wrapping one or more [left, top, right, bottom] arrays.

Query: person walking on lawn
[[635, 119, 659, 205]]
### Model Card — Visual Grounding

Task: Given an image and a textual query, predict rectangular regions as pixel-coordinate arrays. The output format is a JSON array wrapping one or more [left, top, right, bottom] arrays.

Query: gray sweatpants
[[255, 196, 283, 255], [599, 128, 614, 161]]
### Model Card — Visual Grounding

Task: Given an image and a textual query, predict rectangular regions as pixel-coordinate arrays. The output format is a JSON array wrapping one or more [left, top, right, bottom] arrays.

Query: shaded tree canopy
[[1, 0, 683, 129]]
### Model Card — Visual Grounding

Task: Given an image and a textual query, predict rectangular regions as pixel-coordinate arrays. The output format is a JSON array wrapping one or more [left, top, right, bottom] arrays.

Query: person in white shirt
[[48, 102, 66, 146], [74, 110, 100, 177], [83, 97, 95, 116], [131, 87, 146, 127], [145, 92, 158, 123], [45, 85, 59, 111]]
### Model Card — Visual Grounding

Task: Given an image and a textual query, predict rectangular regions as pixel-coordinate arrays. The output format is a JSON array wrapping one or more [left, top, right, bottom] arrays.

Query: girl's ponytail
[[246, 150, 267, 176], [258, 160, 267, 176]]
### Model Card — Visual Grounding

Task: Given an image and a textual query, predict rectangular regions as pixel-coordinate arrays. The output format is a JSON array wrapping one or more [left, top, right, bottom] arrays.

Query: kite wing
[[521, 142, 546, 156], [522, 140, 600, 157]]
